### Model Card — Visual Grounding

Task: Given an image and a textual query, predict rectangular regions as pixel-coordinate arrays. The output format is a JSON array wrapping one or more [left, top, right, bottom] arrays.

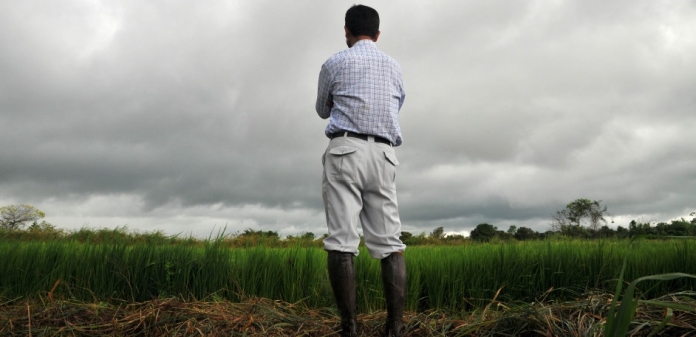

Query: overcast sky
[[2, 0, 695, 238]]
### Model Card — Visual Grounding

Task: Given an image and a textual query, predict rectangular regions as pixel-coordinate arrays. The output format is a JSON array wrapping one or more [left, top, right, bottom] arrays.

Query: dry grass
[[1, 292, 694, 336]]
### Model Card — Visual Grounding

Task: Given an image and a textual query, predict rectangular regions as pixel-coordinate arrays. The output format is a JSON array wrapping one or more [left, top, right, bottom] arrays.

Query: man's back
[[316, 39, 405, 146]]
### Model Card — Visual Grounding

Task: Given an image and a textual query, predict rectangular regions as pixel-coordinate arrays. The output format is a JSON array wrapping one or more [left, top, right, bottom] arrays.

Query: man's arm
[[316, 64, 333, 119], [396, 65, 406, 111], [398, 79, 405, 111]]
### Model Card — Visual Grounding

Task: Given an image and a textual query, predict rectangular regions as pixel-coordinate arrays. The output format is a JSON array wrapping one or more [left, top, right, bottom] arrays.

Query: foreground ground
[[1, 292, 695, 336]]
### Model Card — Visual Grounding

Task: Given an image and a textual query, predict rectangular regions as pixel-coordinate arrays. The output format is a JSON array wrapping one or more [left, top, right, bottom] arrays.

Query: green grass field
[[2, 238, 695, 312], [2, 235, 696, 335]]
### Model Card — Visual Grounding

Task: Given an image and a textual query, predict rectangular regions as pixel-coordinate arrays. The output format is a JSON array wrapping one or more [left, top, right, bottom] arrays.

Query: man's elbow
[[315, 106, 330, 119]]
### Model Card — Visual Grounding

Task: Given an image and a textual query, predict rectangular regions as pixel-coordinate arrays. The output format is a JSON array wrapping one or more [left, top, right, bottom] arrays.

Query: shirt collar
[[352, 39, 375, 48]]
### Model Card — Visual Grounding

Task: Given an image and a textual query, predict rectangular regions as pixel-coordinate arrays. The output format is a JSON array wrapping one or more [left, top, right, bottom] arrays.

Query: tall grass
[[1, 238, 695, 313]]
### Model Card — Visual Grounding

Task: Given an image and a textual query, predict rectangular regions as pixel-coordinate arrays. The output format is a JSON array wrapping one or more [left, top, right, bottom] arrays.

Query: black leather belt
[[330, 131, 392, 146]]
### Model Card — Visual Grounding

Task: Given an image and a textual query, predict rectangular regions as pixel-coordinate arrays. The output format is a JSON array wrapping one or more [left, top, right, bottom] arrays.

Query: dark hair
[[345, 5, 379, 38]]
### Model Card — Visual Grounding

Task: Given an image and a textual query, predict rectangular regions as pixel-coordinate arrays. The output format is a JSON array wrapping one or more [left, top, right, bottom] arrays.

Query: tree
[[470, 223, 497, 242], [616, 225, 629, 238], [560, 223, 591, 238], [429, 227, 444, 240], [629, 220, 655, 236], [552, 199, 609, 232], [0, 204, 45, 230], [240, 228, 279, 238], [597, 225, 616, 238], [300, 232, 315, 240], [514, 227, 537, 241]]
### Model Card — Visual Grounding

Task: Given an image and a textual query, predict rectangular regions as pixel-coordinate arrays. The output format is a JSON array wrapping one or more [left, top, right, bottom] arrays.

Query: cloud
[[1, 0, 695, 236]]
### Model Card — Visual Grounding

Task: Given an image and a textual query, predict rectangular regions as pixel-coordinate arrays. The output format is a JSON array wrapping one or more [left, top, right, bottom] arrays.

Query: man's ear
[[373, 31, 381, 42], [344, 26, 351, 37]]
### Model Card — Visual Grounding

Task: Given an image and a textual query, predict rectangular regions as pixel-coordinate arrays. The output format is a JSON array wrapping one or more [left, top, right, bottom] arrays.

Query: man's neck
[[347, 36, 374, 48]]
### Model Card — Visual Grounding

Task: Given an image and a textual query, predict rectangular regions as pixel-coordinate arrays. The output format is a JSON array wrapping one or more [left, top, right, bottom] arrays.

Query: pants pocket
[[381, 150, 399, 189], [328, 146, 359, 181]]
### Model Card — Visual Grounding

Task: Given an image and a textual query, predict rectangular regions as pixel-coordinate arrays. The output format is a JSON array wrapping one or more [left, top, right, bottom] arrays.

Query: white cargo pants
[[322, 134, 406, 259]]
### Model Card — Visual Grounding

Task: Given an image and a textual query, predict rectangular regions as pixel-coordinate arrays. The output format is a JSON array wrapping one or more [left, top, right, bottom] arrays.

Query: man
[[315, 5, 407, 337]]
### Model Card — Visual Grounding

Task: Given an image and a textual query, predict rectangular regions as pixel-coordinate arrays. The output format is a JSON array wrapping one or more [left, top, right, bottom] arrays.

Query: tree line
[[3, 201, 695, 246], [400, 199, 696, 244]]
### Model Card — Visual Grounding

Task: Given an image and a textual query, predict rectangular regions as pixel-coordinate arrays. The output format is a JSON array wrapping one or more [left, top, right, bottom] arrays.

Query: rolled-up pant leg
[[360, 186, 405, 259], [360, 142, 405, 259], [322, 175, 362, 255], [322, 137, 364, 255]]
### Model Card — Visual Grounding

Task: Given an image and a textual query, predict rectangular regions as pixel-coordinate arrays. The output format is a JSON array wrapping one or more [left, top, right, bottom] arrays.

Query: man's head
[[344, 5, 380, 47]]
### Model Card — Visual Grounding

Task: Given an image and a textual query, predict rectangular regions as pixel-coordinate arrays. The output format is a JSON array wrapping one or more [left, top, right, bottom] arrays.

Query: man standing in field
[[316, 5, 407, 337]]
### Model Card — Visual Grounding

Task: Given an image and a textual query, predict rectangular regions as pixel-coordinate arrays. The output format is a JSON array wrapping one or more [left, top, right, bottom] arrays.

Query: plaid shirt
[[316, 40, 406, 146]]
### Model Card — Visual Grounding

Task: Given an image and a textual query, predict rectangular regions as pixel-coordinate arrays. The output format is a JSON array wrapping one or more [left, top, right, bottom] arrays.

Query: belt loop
[[343, 131, 348, 138], [367, 135, 375, 143]]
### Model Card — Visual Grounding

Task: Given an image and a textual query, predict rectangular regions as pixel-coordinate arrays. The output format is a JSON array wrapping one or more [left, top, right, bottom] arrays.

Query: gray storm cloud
[[1, 0, 695, 236]]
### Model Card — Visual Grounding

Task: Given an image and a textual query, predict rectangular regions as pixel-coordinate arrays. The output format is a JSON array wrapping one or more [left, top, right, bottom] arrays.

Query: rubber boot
[[328, 251, 358, 337], [381, 252, 406, 337]]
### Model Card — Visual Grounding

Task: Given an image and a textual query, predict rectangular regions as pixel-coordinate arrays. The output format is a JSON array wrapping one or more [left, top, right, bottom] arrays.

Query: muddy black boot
[[328, 251, 358, 337], [381, 252, 406, 337]]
